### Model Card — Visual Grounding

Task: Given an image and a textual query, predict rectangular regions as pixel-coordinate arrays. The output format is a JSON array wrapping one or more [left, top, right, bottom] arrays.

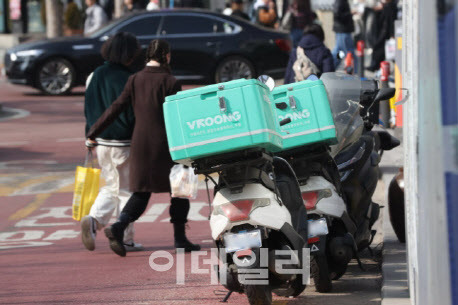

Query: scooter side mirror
[[257, 75, 275, 92], [374, 88, 396, 103]]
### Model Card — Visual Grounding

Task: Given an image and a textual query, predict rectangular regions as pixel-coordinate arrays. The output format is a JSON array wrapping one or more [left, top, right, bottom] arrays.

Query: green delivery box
[[272, 79, 337, 151], [164, 79, 282, 164]]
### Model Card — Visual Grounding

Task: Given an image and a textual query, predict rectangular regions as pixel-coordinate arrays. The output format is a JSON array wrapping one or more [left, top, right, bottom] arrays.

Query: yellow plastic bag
[[72, 151, 101, 221]]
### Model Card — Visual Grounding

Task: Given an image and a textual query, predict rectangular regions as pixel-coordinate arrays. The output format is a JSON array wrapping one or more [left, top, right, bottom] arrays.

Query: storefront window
[[27, 0, 45, 32]]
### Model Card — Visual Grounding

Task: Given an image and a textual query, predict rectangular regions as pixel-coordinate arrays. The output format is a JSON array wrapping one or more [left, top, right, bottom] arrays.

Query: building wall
[[403, 0, 454, 304]]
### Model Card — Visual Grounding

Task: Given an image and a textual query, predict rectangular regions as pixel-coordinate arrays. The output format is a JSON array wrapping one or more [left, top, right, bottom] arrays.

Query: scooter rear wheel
[[311, 256, 332, 292], [329, 264, 347, 281], [246, 284, 272, 305]]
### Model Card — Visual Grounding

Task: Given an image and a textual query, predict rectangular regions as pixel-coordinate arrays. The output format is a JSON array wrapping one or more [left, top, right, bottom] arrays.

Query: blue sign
[[437, 3, 458, 305], [0, 0, 4, 32]]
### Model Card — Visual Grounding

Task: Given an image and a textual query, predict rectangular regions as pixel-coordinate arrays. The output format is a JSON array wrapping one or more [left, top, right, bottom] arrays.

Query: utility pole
[[45, 0, 63, 38], [114, 0, 123, 18]]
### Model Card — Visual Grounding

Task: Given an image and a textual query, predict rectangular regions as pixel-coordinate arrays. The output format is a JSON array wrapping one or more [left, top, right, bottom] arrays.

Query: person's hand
[[85, 138, 97, 151], [268, 1, 275, 9]]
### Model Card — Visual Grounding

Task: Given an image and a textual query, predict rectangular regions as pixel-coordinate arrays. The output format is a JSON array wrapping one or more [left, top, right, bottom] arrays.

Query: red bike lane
[[0, 82, 258, 305], [0, 190, 261, 305], [0, 81, 382, 305]]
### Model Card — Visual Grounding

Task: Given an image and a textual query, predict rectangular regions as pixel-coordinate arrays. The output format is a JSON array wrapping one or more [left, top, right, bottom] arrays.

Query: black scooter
[[278, 76, 399, 292]]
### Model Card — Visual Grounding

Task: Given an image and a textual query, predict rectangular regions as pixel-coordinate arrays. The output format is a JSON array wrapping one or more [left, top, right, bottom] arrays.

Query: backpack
[[292, 47, 320, 82]]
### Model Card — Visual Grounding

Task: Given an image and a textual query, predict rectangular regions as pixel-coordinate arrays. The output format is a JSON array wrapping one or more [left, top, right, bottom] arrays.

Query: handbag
[[72, 150, 101, 221], [169, 164, 198, 199], [280, 9, 293, 31], [385, 38, 396, 61]]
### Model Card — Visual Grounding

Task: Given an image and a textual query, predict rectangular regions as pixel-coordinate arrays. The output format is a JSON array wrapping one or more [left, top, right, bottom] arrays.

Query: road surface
[[0, 81, 383, 305]]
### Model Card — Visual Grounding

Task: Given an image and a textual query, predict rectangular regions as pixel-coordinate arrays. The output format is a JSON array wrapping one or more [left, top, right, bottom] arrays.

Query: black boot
[[173, 223, 201, 252], [104, 213, 129, 257]]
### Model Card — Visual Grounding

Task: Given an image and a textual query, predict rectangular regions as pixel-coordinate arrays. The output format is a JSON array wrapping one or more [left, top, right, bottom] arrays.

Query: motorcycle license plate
[[223, 230, 262, 253], [308, 218, 329, 237]]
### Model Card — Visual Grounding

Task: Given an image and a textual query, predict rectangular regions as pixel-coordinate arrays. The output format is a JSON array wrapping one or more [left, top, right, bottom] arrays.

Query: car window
[[118, 16, 160, 36], [86, 17, 122, 38], [215, 21, 237, 34], [161, 15, 218, 35]]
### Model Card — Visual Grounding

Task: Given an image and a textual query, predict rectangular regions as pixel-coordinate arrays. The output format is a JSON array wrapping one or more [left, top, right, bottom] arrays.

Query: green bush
[[64, 2, 82, 30]]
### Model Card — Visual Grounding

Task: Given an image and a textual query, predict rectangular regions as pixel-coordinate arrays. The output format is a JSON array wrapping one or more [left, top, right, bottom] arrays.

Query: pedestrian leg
[[104, 192, 151, 256], [82, 146, 118, 251], [170, 197, 200, 252]]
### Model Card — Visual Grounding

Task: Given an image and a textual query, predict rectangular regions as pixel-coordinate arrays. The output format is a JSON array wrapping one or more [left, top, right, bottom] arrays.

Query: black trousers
[[121, 192, 190, 224]]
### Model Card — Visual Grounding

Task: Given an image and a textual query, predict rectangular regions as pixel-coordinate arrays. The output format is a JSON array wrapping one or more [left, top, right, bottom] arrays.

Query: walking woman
[[282, 0, 316, 47], [82, 32, 141, 252], [86, 39, 200, 257]]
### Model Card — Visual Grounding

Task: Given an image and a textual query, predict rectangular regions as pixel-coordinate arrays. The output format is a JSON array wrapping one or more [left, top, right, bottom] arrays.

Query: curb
[[379, 129, 411, 305], [381, 203, 410, 305]]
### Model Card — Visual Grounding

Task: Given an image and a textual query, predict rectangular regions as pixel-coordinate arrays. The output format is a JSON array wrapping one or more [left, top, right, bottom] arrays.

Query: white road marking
[[137, 203, 169, 223], [0, 230, 45, 241], [0, 241, 53, 250], [56, 138, 86, 143], [161, 202, 208, 222], [0, 160, 59, 172], [0, 141, 30, 147], [43, 230, 80, 240], [1, 200, 210, 250], [0, 231, 53, 250], [0, 137, 85, 147], [0, 107, 30, 122], [12, 177, 75, 196], [15, 207, 74, 227]]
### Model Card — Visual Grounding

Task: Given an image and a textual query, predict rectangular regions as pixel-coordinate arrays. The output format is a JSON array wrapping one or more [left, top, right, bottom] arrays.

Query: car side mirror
[[257, 75, 275, 91], [374, 88, 396, 103]]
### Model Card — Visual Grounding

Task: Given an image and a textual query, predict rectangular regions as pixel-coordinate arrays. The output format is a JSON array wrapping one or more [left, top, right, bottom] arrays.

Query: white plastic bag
[[385, 38, 396, 61], [169, 164, 198, 199]]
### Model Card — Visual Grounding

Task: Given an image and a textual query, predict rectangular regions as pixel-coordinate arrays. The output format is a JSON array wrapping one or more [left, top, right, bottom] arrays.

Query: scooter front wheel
[[245, 284, 272, 305]]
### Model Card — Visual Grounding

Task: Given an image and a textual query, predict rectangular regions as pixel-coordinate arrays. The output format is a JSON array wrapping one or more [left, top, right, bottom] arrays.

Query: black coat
[[333, 0, 354, 33]]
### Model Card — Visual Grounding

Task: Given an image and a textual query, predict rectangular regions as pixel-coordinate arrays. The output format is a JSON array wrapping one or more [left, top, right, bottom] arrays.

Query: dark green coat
[[85, 62, 135, 140]]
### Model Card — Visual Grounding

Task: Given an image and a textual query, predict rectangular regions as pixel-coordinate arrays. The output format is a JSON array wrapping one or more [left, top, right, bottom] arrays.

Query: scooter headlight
[[213, 198, 270, 222]]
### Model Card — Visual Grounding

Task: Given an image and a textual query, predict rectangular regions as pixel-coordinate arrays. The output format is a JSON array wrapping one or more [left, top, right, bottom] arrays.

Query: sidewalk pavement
[[0, 34, 19, 72], [379, 128, 411, 305], [0, 33, 45, 73]]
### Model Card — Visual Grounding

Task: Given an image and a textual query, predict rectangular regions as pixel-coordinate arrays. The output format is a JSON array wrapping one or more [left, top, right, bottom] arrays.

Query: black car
[[4, 9, 292, 95]]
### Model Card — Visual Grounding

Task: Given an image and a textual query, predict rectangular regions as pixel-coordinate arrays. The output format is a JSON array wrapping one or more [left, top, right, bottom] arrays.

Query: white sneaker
[[124, 242, 144, 252], [81, 215, 97, 251]]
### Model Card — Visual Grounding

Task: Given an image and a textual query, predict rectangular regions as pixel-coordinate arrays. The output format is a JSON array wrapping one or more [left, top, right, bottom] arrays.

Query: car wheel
[[37, 58, 75, 95], [215, 56, 255, 83]]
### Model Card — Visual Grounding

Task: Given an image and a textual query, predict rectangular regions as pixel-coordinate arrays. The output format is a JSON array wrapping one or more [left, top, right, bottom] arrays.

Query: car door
[[159, 14, 223, 81], [112, 15, 162, 71]]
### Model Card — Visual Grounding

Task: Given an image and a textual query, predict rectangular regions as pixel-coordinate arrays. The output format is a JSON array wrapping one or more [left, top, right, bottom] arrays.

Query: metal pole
[[356, 40, 365, 78], [114, 0, 123, 18], [379, 61, 391, 127], [45, 0, 63, 38]]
